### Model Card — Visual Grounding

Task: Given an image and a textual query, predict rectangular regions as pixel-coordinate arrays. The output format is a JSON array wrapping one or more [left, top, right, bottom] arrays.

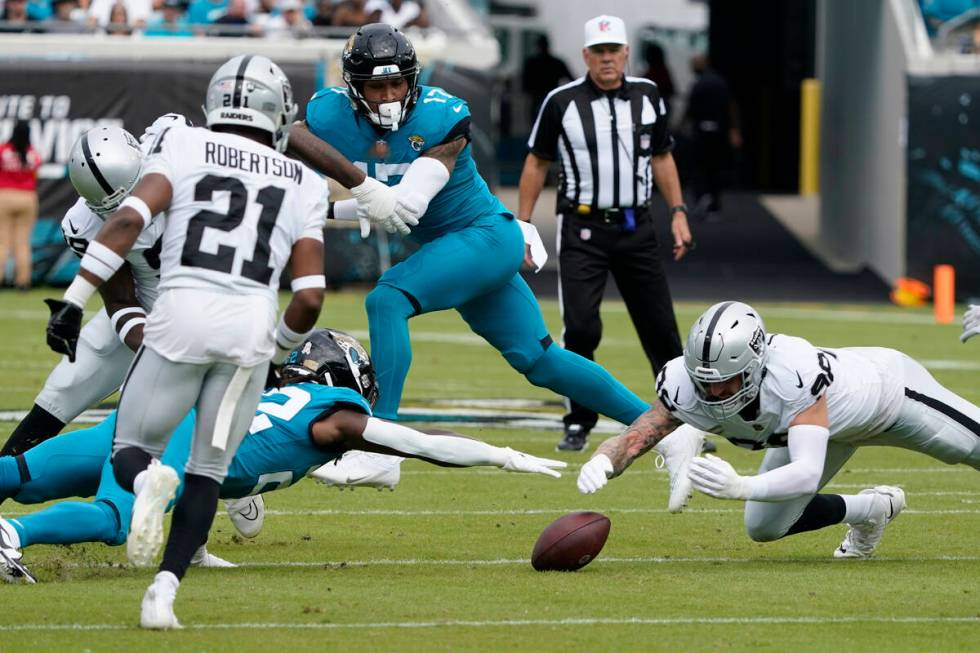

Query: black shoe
[[556, 425, 590, 452], [701, 438, 717, 454]]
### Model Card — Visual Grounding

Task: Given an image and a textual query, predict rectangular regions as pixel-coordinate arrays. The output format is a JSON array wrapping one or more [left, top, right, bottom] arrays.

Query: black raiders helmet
[[342, 22, 421, 130], [280, 329, 379, 407]]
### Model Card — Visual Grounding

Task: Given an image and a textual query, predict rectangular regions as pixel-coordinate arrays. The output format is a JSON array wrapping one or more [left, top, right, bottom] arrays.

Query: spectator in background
[[210, 0, 259, 35], [262, 0, 312, 37], [310, 0, 332, 26], [144, 0, 193, 36], [331, 0, 366, 26], [0, 0, 40, 32], [0, 121, 42, 291], [186, 0, 227, 24], [684, 53, 742, 218], [88, 0, 150, 30], [106, 1, 133, 33], [520, 35, 572, 122], [365, 0, 427, 29], [640, 42, 675, 112], [46, 0, 88, 32]]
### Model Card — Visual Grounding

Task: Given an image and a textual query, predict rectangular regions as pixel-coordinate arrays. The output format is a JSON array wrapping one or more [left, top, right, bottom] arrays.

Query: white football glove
[[688, 454, 750, 500], [577, 454, 614, 494], [392, 188, 429, 230], [140, 113, 189, 144], [500, 447, 566, 478], [350, 177, 415, 235], [961, 304, 980, 343]]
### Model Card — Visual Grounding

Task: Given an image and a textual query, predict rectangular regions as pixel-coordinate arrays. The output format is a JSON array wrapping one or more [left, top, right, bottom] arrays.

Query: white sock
[[154, 570, 179, 588], [133, 469, 149, 495], [842, 493, 877, 524], [0, 518, 22, 550]]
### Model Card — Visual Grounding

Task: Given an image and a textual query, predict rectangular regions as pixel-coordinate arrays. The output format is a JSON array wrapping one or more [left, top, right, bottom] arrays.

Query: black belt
[[563, 203, 648, 224]]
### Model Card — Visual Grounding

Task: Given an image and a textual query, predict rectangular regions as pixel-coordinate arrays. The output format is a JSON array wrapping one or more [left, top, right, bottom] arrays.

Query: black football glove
[[265, 362, 283, 390], [44, 299, 83, 363]]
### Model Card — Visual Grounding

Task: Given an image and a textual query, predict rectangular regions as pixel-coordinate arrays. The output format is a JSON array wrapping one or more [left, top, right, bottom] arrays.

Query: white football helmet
[[68, 126, 143, 215], [203, 54, 298, 152], [683, 301, 768, 420]]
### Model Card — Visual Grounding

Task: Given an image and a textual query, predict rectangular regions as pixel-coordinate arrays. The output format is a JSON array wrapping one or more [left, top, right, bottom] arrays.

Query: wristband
[[119, 196, 153, 228], [117, 317, 146, 344], [669, 204, 688, 217], [63, 275, 99, 309], [79, 241, 126, 282], [274, 316, 312, 363], [290, 275, 326, 292]]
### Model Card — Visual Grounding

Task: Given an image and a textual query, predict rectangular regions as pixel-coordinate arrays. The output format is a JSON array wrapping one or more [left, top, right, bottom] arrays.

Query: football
[[531, 511, 611, 571]]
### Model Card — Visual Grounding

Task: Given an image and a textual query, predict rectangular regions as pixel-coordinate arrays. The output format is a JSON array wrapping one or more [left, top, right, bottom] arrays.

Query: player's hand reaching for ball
[[577, 454, 614, 494], [500, 448, 567, 478]]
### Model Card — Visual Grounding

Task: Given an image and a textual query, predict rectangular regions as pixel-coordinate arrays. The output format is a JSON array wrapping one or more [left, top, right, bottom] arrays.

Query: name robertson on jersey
[[204, 141, 303, 183]]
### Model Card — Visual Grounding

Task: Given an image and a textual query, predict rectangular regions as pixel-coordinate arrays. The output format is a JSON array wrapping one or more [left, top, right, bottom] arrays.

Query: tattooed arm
[[594, 402, 683, 477], [419, 137, 467, 175]]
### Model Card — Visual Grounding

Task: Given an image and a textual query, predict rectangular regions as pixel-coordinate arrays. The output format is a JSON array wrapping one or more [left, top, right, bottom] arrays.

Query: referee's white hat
[[584, 15, 628, 48]]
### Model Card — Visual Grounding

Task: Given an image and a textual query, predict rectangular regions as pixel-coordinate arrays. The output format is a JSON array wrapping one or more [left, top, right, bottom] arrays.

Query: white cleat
[[834, 485, 907, 559], [140, 571, 182, 630], [225, 495, 264, 538], [653, 425, 705, 513], [127, 460, 179, 568], [0, 518, 35, 584], [309, 451, 402, 491], [190, 544, 237, 568]]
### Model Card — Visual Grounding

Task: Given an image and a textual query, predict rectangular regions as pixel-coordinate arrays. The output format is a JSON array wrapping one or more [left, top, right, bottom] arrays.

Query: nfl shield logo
[[640, 134, 651, 150]]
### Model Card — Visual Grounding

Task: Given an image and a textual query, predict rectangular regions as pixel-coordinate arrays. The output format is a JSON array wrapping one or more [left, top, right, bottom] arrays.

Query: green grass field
[[0, 288, 977, 652]]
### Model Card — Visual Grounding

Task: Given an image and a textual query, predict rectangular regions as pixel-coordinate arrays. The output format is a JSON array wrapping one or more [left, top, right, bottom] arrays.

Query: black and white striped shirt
[[527, 74, 673, 210]]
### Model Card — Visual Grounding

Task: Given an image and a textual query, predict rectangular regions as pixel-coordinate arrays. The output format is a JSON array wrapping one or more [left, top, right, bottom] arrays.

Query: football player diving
[[578, 301, 980, 559], [0, 329, 565, 587], [286, 23, 708, 506]]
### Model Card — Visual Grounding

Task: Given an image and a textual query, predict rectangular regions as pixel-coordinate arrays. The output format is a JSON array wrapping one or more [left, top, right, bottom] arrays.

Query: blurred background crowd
[[0, 0, 429, 37]]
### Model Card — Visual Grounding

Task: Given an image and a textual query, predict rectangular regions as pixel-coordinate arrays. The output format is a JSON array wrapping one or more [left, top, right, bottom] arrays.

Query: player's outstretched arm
[[689, 397, 830, 502], [287, 121, 367, 189], [310, 410, 566, 478], [578, 403, 681, 494]]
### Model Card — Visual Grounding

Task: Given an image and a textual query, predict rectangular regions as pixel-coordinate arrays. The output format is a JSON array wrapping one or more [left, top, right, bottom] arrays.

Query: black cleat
[[556, 425, 590, 452]]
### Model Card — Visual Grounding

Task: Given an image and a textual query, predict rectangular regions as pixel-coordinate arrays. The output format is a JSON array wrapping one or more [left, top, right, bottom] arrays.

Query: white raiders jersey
[[140, 125, 328, 300], [61, 198, 165, 310], [656, 334, 907, 450]]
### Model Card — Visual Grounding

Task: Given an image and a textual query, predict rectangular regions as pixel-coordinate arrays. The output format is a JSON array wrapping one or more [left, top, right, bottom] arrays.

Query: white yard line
[[2, 615, 978, 632]]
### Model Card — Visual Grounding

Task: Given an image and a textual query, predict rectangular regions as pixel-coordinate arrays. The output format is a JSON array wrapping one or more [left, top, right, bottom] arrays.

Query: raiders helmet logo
[[748, 327, 765, 355]]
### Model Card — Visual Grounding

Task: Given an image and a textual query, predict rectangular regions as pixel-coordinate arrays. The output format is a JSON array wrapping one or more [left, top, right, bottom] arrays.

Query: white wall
[[818, 0, 907, 282]]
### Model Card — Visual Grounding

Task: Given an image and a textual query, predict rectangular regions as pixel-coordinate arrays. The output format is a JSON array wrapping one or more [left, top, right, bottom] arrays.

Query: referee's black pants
[[558, 206, 683, 430]]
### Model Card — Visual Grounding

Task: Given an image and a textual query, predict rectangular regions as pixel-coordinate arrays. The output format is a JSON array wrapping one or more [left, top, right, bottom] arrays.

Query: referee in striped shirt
[[518, 15, 693, 452]]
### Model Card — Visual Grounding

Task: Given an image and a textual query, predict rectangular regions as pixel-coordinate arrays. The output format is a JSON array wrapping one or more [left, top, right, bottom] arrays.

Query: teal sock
[[366, 285, 417, 420], [14, 500, 123, 548], [526, 345, 649, 425]]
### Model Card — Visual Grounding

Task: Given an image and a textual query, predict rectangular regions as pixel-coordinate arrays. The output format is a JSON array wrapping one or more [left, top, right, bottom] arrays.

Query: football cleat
[[127, 460, 179, 568], [0, 518, 35, 584], [834, 486, 906, 559], [190, 545, 237, 568], [309, 451, 402, 491], [653, 426, 705, 513], [140, 571, 182, 630], [225, 495, 265, 539]]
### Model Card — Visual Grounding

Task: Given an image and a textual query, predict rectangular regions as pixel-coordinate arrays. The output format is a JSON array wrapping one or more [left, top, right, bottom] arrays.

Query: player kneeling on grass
[[578, 301, 980, 559], [0, 329, 565, 587]]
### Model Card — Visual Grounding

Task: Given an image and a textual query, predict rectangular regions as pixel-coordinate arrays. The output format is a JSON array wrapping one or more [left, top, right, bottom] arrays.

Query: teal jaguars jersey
[[220, 384, 373, 499], [305, 85, 511, 243]]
